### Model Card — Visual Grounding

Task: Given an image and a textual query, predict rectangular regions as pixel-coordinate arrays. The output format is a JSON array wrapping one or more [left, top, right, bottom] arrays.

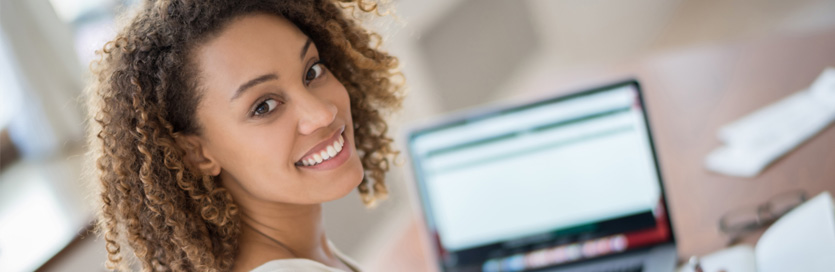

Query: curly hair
[[86, 0, 402, 270]]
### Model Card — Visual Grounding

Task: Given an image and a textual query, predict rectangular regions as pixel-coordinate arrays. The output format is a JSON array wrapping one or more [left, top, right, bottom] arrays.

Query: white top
[[249, 241, 362, 272]]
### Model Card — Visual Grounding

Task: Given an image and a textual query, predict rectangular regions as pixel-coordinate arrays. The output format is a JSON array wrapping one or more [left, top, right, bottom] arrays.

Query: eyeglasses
[[719, 190, 807, 244]]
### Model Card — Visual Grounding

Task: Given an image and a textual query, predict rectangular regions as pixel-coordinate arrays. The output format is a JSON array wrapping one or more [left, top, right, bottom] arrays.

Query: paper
[[755, 191, 835, 272], [677, 191, 835, 272], [676, 245, 757, 272], [810, 67, 835, 105], [706, 68, 835, 177]]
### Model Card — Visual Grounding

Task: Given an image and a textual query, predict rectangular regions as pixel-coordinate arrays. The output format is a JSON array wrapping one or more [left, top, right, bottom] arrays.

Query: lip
[[296, 133, 351, 170], [295, 126, 345, 164]]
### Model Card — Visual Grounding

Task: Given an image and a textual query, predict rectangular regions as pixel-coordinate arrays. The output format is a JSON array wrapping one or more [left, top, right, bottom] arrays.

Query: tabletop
[[369, 27, 835, 272]]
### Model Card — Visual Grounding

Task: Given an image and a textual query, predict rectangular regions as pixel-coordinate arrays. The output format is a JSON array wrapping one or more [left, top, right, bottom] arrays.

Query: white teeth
[[299, 135, 346, 167]]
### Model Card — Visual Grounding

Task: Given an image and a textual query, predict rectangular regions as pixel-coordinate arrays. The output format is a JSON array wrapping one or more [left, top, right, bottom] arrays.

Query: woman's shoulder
[[246, 241, 362, 272], [249, 258, 346, 272]]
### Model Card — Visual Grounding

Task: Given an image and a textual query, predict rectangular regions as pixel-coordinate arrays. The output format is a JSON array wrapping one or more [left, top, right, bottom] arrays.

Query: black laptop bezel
[[405, 79, 678, 271]]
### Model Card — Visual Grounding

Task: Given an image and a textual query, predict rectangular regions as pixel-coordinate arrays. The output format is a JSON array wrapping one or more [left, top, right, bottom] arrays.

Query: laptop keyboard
[[576, 264, 642, 272], [591, 261, 643, 272], [537, 253, 645, 272], [538, 264, 643, 272], [607, 265, 643, 272]]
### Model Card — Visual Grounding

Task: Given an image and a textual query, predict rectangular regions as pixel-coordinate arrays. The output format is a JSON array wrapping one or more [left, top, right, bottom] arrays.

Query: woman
[[87, 0, 402, 271]]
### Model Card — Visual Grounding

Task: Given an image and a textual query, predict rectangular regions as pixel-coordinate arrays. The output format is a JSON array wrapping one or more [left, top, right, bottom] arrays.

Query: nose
[[295, 91, 337, 135]]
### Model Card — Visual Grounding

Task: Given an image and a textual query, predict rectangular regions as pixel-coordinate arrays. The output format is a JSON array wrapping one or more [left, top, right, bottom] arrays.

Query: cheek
[[212, 120, 297, 179], [330, 81, 353, 121], [214, 125, 306, 202]]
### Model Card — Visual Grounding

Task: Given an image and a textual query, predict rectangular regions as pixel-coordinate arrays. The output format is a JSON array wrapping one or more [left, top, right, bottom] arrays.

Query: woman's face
[[189, 13, 364, 205]]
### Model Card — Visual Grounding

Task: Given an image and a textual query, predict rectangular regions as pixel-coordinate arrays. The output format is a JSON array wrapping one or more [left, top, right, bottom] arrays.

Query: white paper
[[756, 191, 835, 272], [810, 68, 835, 105], [676, 245, 757, 272], [706, 67, 835, 177]]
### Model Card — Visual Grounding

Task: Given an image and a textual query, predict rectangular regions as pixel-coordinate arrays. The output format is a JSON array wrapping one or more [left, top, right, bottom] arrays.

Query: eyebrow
[[300, 39, 312, 60], [230, 39, 314, 102]]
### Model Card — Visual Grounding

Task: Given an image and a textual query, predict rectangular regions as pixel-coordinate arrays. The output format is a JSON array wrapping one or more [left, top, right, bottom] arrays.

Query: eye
[[252, 98, 279, 117], [304, 61, 326, 84]]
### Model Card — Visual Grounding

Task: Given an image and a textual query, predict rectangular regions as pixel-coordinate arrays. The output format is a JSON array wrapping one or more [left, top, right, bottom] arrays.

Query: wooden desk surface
[[638, 28, 835, 259], [370, 28, 835, 272]]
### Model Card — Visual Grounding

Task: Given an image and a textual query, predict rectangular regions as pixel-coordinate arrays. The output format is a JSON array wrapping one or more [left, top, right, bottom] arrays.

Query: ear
[[174, 133, 221, 176]]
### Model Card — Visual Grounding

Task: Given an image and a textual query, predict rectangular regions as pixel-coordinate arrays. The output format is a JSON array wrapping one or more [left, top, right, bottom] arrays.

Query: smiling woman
[[86, 0, 402, 271]]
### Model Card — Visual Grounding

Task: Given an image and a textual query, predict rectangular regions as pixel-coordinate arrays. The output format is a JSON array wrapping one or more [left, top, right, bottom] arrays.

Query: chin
[[315, 155, 364, 203], [337, 159, 365, 198]]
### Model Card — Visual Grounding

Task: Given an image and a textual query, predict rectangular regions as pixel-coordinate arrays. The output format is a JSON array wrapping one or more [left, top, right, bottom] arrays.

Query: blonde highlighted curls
[[87, 0, 402, 270]]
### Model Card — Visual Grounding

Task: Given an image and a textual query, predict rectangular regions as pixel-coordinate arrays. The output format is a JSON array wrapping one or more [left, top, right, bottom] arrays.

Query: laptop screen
[[407, 81, 674, 272]]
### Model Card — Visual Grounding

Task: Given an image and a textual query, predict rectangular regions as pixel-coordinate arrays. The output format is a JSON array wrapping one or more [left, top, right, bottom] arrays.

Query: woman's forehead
[[194, 13, 311, 98], [199, 13, 308, 66]]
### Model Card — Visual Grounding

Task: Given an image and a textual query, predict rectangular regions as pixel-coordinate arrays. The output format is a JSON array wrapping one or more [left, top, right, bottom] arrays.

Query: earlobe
[[174, 133, 221, 176]]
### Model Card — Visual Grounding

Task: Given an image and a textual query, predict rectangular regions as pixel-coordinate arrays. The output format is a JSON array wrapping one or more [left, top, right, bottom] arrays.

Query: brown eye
[[253, 99, 279, 116], [304, 62, 325, 84]]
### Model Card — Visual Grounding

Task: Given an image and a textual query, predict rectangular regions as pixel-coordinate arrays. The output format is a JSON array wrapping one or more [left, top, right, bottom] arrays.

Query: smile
[[299, 135, 344, 166], [294, 125, 350, 168]]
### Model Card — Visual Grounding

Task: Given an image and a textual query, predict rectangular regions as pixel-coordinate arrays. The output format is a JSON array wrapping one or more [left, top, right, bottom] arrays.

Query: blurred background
[[1, 0, 834, 271]]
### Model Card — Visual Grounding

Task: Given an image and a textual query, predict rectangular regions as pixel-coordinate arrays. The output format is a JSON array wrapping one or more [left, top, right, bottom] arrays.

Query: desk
[[370, 28, 835, 271]]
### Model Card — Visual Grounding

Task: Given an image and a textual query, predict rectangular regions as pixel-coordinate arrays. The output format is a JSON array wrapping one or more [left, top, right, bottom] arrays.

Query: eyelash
[[304, 60, 327, 85], [249, 60, 328, 118], [251, 97, 279, 118]]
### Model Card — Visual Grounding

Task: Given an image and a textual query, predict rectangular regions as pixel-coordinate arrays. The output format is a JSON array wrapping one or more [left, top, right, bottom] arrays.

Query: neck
[[220, 174, 348, 271], [240, 201, 327, 257]]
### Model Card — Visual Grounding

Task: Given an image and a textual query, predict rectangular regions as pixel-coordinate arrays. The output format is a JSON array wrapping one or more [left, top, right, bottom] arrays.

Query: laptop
[[404, 80, 678, 272]]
